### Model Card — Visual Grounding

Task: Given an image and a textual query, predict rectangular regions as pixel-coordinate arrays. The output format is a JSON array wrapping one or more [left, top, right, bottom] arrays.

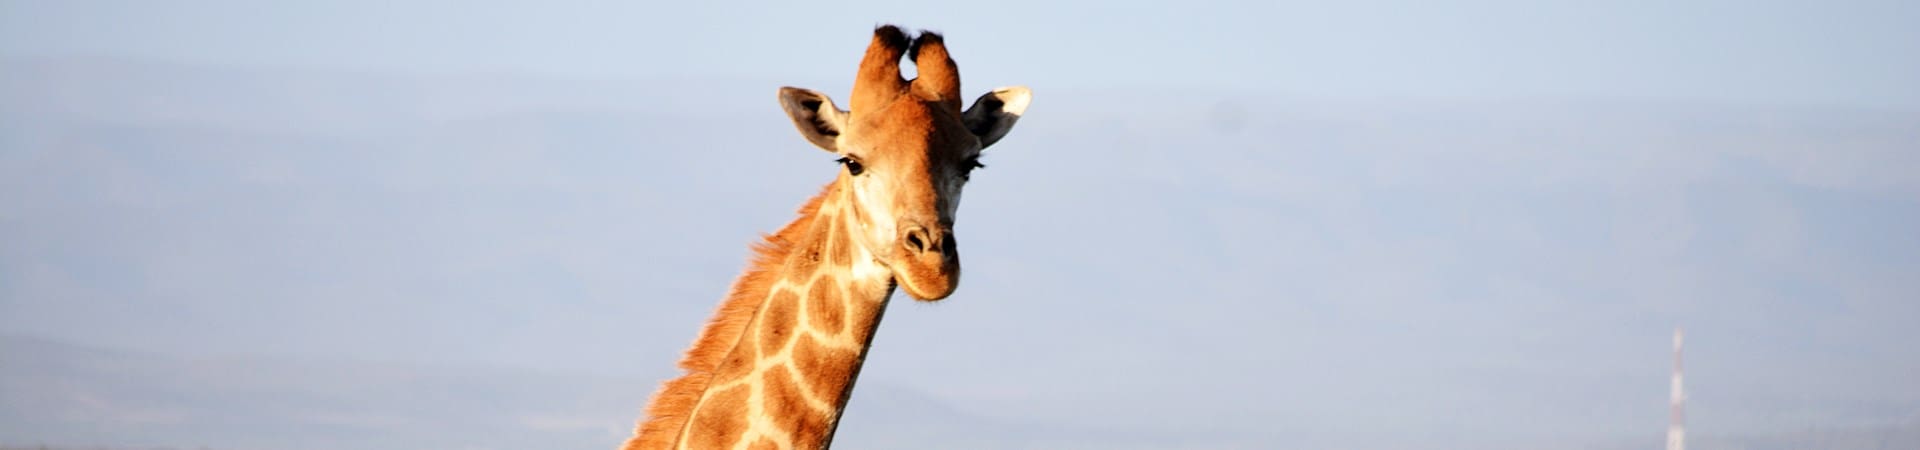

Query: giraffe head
[[775, 26, 1030, 301]]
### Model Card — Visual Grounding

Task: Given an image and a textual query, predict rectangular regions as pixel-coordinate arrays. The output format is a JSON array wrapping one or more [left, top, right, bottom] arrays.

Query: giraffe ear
[[962, 86, 1032, 150], [778, 87, 848, 152]]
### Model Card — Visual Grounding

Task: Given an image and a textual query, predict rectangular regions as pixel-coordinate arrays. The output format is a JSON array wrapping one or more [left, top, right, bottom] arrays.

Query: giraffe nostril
[[903, 227, 931, 255]]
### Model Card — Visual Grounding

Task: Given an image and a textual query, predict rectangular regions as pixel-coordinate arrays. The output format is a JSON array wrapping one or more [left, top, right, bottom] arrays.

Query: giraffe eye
[[837, 157, 865, 176]]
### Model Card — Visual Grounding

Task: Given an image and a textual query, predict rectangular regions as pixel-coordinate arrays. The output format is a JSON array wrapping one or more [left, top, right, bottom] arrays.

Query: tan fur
[[623, 24, 1028, 450], [623, 188, 829, 450]]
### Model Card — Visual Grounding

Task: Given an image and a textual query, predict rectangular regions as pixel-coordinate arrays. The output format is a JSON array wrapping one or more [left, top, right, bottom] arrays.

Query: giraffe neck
[[672, 180, 895, 450]]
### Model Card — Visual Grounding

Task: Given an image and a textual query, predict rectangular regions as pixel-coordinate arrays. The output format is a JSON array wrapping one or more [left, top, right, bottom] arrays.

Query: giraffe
[[620, 25, 1032, 450]]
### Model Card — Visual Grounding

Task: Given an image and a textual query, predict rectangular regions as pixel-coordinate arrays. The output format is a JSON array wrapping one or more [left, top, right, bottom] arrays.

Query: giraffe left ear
[[962, 86, 1032, 150], [778, 86, 849, 152]]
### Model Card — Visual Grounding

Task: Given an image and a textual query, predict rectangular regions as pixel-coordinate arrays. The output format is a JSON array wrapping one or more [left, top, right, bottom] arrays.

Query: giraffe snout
[[894, 223, 960, 300], [899, 224, 956, 261]]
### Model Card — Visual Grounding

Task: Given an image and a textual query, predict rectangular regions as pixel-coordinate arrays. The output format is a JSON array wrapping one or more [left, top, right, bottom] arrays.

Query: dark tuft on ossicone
[[907, 31, 944, 63], [873, 25, 912, 54]]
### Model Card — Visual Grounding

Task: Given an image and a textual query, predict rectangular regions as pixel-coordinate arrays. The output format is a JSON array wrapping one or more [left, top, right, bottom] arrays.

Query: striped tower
[[1666, 327, 1685, 450]]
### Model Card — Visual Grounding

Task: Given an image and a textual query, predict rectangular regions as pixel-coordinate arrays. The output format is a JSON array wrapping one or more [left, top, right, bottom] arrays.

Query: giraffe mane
[[626, 184, 834, 449]]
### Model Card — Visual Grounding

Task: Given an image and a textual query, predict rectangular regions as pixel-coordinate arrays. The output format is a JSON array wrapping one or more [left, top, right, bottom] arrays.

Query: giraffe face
[[776, 27, 1031, 301], [835, 98, 977, 301]]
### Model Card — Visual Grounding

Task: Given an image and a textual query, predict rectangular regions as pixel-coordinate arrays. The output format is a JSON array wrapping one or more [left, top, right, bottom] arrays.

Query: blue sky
[[5, 1, 1917, 108], [2, 1, 1917, 449]]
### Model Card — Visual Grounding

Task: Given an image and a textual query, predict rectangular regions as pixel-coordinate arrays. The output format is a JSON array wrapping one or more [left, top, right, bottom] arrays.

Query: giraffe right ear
[[778, 87, 849, 152], [963, 86, 1032, 150]]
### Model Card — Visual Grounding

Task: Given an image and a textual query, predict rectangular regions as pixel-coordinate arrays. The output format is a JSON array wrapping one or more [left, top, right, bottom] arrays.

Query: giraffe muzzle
[[895, 224, 960, 300], [900, 225, 954, 257]]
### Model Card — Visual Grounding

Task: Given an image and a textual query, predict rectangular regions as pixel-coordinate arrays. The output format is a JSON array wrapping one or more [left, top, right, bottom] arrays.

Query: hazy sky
[[2, 2, 1917, 449], [5, 0, 1918, 108]]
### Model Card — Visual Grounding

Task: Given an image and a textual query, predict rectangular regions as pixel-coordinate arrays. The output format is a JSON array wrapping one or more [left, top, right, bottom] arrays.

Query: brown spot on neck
[[681, 384, 750, 449], [756, 290, 799, 356], [761, 364, 833, 446], [806, 278, 848, 334]]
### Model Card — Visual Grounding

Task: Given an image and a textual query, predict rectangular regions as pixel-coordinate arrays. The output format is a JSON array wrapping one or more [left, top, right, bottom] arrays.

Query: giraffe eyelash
[[836, 157, 866, 176]]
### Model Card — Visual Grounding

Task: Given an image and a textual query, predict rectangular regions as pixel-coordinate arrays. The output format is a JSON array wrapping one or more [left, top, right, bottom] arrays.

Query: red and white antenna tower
[[1666, 327, 1686, 450]]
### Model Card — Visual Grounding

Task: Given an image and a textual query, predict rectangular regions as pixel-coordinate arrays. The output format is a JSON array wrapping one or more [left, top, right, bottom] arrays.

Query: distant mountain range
[[5, 332, 1916, 449], [1, 333, 641, 449], [0, 334, 1246, 449]]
